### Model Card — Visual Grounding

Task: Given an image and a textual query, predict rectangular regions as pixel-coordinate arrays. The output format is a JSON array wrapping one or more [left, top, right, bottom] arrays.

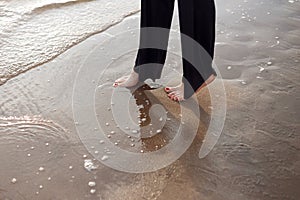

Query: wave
[[28, 0, 95, 15], [0, 0, 93, 31], [0, 0, 140, 85]]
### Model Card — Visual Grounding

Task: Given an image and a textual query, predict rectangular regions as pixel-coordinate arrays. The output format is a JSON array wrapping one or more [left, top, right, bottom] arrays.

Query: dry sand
[[0, 0, 299, 199]]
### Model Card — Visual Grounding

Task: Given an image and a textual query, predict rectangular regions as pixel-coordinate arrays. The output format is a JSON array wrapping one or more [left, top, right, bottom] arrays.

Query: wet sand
[[0, 0, 300, 199]]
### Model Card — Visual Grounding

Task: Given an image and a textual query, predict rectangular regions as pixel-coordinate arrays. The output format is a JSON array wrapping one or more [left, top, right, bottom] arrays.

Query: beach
[[0, 0, 299, 199]]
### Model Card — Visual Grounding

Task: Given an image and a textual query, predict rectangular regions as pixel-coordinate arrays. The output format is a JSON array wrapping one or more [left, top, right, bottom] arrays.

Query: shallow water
[[0, 0, 140, 85], [0, 0, 300, 199]]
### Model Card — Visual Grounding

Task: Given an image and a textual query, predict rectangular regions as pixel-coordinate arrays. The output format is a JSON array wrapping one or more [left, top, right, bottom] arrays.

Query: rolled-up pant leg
[[178, 0, 217, 99], [133, 0, 175, 82]]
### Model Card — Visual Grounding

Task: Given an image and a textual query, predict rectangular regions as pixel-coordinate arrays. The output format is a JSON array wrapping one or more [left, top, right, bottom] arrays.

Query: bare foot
[[165, 74, 216, 102], [113, 70, 139, 87], [165, 83, 185, 101]]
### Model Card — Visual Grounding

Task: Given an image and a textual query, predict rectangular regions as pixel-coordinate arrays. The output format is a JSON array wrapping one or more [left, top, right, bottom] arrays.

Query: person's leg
[[166, 0, 217, 100], [114, 0, 175, 87]]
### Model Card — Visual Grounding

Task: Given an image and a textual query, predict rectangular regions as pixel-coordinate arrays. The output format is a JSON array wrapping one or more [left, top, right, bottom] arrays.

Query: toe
[[114, 79, 122, 84], [178, 96, 184, 101], [168, 92, 175, 98], [113, 81, 120, 87], [168, 94, 177, 101], [165, 87, 175, 93], [115, 75, 129, 83], [173, 96, 178, 101], [113, 80, 122, 86], [114, 78, 128, 87], [165, 87, 178, 93]]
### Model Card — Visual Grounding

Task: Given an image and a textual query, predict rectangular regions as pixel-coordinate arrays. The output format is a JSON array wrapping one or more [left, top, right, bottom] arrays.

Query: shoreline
[[0, 0, 299, 199], [0, 0, 140, 85]]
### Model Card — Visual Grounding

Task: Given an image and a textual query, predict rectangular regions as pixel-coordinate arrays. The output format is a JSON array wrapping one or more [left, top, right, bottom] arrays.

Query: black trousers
[[133, 0, 217, 99]]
